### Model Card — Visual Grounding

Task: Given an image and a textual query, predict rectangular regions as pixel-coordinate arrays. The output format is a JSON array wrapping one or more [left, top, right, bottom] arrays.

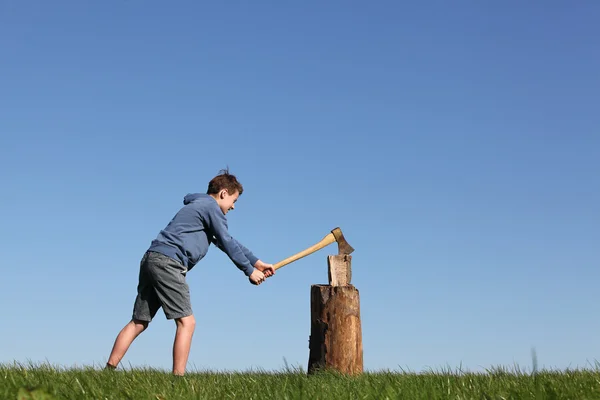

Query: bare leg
[[173, 315, 196, 375], [106, 319, 149, 368]]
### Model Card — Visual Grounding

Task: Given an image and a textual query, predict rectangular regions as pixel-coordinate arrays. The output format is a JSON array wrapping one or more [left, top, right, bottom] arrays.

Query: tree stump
[[307, 279, 363, 375]]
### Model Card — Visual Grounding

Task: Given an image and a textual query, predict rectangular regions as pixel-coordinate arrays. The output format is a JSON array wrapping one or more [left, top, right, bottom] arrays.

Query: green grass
[[3, 362, 600, 399]]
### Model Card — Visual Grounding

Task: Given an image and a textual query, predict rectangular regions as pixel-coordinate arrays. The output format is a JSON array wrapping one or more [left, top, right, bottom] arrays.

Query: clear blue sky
[[1, 1, 599, 373]]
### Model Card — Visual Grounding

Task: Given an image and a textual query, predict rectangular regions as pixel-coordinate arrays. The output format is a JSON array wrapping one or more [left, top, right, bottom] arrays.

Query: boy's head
[[207, 168, 243, 215]]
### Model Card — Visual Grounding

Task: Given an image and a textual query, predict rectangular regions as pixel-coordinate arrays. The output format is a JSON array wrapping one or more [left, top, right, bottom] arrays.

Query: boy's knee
[[175, 315, 195, 329], [132, 319, 149, 331]]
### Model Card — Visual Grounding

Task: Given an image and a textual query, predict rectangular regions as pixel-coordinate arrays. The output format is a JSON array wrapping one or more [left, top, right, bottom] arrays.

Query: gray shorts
[[132, 251, 192, 321]]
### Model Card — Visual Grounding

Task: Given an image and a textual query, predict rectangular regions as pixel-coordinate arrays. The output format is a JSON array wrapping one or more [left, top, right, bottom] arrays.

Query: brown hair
[[207, 167, 244, 195]]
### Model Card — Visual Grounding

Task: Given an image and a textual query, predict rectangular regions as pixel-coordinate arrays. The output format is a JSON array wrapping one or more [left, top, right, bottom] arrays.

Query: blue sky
[[1, 1, 599, 373]]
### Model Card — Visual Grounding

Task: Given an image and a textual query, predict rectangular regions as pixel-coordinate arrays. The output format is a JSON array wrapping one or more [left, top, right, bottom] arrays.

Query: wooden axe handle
[[273, 232, 336, 271]]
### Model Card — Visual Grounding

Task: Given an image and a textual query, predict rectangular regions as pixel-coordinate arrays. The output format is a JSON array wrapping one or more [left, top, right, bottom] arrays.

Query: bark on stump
[[308, 284, 363, 375]]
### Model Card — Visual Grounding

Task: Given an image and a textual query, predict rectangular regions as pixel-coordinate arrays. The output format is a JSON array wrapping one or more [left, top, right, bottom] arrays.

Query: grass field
[[3, 362, 600, 399]]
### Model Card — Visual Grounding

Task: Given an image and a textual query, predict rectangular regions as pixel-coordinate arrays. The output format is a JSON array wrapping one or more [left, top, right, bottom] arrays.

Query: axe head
[[331, 227, 355, 255]]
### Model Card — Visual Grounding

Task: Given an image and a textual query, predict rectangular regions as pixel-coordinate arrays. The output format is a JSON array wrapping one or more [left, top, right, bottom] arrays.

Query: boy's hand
[[254, 260, 275, 278], [249, 269, 266, 285]]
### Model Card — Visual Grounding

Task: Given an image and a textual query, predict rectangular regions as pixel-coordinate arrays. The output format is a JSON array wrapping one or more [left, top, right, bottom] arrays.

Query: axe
[[272, 227, 354, 271]]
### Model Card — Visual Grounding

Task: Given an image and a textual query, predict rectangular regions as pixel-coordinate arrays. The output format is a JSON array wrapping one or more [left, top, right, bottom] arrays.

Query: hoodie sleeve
[[232, 239, 259, 267], [210, 236, 259, 268], [205, 206, 256, 277]]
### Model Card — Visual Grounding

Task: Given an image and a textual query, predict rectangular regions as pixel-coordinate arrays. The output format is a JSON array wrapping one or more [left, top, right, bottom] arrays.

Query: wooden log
[[327, 255, 352, 286], [308, 284, 363, 375]]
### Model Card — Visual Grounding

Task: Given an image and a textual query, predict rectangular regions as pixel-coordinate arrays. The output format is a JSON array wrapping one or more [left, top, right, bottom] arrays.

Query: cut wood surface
[[327, 255, 352, 286]]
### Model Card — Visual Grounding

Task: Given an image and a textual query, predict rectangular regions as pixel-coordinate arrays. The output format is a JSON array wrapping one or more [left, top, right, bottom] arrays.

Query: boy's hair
[[207, 168, 244, 195]]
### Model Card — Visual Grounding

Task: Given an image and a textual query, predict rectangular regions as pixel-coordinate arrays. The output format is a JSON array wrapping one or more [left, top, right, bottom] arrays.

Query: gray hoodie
[[147, 193, 258, 276]]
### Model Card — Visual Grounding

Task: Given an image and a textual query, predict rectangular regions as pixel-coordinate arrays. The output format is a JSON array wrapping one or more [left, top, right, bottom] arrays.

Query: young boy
[[106, 169, 275, 375]]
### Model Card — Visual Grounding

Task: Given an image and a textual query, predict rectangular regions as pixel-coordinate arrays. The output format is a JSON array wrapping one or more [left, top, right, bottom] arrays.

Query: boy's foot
[[105, 363, 117, 370], [171, 375, 188, 388]]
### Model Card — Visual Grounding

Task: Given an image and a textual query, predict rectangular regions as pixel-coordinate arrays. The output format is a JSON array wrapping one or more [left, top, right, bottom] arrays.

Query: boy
[[106, 169, 275, 375]]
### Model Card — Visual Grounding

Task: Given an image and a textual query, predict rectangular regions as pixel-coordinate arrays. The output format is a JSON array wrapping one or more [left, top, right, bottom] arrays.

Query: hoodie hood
[[183, 193, 206, 205]]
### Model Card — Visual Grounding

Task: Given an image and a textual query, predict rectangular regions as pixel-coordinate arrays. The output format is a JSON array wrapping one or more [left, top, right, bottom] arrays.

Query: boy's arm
[[211, 236, 274, 275], [206, 207, 256, 277], [210, 236, 259, 267], [231, 239, 259, 267]]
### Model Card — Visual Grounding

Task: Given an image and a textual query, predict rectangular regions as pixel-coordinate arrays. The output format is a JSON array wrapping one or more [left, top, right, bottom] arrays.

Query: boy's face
[[217, 189, 239, 215]]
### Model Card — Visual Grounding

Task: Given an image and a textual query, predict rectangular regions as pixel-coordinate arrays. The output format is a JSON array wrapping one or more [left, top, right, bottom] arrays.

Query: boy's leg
[[106, 251, 160, 369], [142, 251, 194, 375], [106, 319, 149, 368], [173, 315, 196, 375]]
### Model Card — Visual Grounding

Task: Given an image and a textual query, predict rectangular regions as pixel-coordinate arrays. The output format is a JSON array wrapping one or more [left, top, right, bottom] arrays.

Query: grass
[[3, 362, 600, 399]]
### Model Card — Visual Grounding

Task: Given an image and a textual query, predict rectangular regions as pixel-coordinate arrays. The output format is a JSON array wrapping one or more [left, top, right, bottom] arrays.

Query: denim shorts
[[132, 251, 192, 321]]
